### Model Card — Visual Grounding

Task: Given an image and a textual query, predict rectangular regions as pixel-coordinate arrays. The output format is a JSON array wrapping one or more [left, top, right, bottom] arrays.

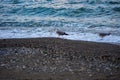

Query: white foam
[[0, 27, 120, 44]]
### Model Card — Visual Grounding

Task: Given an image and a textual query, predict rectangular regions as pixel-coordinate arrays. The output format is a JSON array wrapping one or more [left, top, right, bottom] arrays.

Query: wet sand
[[0, 37, 120, 80]]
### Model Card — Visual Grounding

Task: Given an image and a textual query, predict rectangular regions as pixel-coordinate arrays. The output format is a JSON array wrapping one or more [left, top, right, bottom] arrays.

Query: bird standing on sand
[[56, 30, 68, 36], [99, 33, 111, 38]]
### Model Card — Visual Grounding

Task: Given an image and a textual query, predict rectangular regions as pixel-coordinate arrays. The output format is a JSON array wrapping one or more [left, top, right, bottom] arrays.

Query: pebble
[[0, 63, 6, 67], [22, 65, 26, 69], [0, 46, 119, 76]]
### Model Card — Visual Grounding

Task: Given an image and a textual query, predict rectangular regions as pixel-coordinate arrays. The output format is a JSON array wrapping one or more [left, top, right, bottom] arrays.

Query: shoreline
[[1, 26, 120, 45], [0, 37, 120, 80], [0, 37, 120, 46]]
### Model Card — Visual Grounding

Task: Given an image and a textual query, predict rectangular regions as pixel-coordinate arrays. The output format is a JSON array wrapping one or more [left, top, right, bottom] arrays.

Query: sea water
[[0, 0, 120, 44]]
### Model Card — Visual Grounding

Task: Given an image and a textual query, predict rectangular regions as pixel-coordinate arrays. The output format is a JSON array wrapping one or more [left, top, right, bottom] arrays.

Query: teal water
[[0, 0, 120, 43]]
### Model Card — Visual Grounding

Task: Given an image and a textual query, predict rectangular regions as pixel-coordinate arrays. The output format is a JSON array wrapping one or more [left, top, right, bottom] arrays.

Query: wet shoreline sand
[[0, 37, 120, 80]]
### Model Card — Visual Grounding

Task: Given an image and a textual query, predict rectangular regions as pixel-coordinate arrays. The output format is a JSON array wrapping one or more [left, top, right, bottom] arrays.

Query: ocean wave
[[0, 21, 67, 27], [113, 7, 120, 12], [1, 0, 119, 18], [0, 0, 120, 4], [0, 4, 111, 17], [0, 0, 24, 4], [108, 1, 120, 4], [0, 19, 120, 28], [0, 0, 120, 43], [0, 26, 120, 44]]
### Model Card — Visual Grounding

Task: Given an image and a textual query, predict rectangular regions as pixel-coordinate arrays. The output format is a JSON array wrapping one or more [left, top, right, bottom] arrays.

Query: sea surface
[[0, 0, 120, 44]]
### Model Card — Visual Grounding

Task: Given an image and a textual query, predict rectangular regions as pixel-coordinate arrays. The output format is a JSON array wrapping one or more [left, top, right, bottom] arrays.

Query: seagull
[[99, 32, 111, 38], [56, 30, 68, 36]]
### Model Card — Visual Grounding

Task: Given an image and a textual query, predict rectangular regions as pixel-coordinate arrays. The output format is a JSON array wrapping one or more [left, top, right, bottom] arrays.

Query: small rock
[[0, 63, 6, 67], [22, 65, 26, 69], [89, 74, 92, 77]]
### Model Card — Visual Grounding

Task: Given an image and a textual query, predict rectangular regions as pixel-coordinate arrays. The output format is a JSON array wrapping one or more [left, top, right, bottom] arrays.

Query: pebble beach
[[0, 37, 120, 80]]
